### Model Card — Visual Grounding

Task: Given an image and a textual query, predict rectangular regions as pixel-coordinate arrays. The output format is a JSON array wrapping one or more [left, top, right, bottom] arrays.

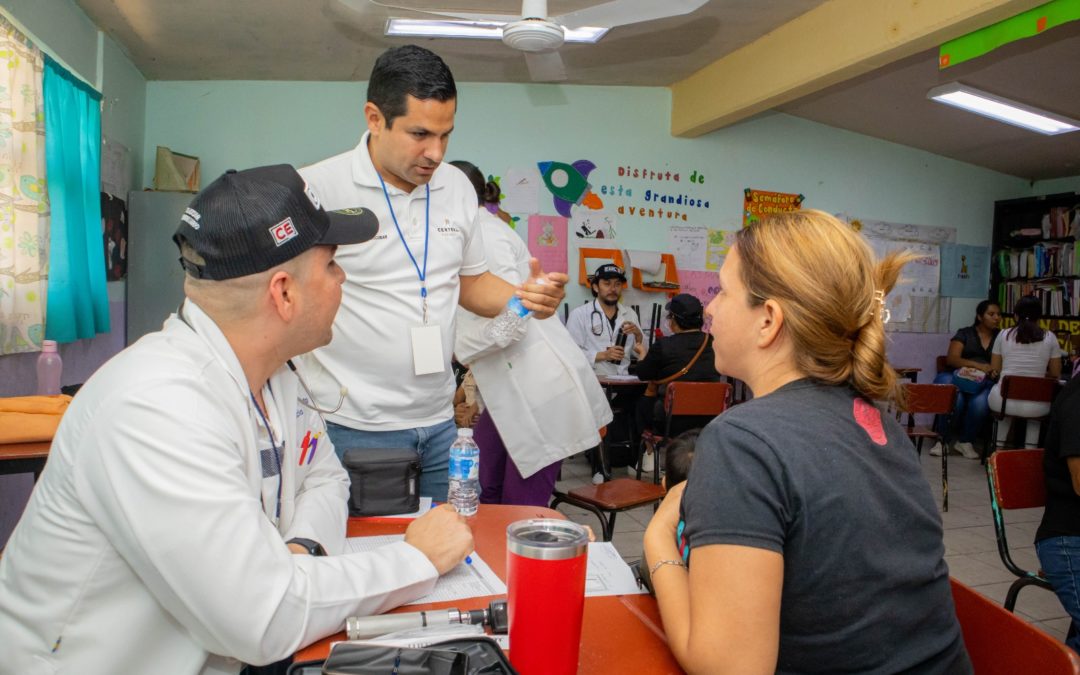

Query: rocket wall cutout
[[538, 159, 604, 218]]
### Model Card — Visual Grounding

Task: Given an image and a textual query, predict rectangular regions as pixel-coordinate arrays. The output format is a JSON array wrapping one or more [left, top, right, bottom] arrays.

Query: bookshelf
[[991, 191, 1080, 348]]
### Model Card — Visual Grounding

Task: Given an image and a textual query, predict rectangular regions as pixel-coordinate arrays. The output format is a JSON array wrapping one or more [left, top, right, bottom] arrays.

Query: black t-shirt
[[1036, 377, 1080, 541], [950, 326, 997, 364], [682, 379, 971, 675], [634, 331, 721, 384]]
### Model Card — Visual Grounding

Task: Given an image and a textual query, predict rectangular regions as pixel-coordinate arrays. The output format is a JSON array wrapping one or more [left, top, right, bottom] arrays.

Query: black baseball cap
[[173, 164, 379, 280], [665, 293, 703, 321], [592, 263, 626, 282]]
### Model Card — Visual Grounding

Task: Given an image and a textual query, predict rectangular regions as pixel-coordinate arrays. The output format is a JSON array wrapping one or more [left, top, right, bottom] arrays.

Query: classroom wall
[[144, 80, 1033, 325], [1032, 175, 1080, 195], [0, 0, 146, 547]]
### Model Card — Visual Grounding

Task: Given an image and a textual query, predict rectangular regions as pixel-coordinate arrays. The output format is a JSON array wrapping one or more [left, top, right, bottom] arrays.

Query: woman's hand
[[645, 481, 687, 564], [633, 342, 647, 359]]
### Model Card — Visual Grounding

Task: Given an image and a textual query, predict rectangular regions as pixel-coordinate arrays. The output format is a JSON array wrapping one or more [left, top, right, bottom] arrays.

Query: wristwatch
[[286, 537, 327, 556]]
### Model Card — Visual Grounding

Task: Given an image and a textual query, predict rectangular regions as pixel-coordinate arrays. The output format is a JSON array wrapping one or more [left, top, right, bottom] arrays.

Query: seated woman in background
[[632, 294, 721, 472], [988, 294, 1062, 449], [929, 300, 1001, 460], [644, 210, 971, 674]]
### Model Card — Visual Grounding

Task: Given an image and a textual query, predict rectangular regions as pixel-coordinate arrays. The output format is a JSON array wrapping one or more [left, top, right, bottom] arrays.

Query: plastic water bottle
[[448, 428, 480, 516], [484, 296, 531, 342], [36, 340, 63, 396]]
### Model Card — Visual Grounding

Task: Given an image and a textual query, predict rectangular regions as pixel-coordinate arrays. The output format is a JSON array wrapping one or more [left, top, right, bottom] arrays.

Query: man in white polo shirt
[[299, 45, 567, 501]]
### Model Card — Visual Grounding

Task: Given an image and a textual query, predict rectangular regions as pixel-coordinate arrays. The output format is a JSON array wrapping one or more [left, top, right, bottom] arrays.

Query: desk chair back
[[951, 578, 1080, 675], [986, 448, 1053, 610], [990, 376, 1058, 456], [642, 381, 731, 482], [901, 383, 957, 511]]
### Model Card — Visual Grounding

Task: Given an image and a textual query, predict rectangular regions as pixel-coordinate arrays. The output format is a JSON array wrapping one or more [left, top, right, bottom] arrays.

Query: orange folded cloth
[[0, 395, 72, 443]]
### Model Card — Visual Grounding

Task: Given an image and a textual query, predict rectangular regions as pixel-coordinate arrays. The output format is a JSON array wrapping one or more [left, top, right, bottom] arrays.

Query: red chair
[[902, 383, 957, 511], [987, 375, 1058, 461], [637, 381, 731, 482], [986, 448, 1054, 611], [951, 577, 1080, 674]]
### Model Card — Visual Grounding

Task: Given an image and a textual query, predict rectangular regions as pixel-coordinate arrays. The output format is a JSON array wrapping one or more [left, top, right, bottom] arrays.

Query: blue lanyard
[[250, 390, 283, 522], [378, 175, 431, 323]]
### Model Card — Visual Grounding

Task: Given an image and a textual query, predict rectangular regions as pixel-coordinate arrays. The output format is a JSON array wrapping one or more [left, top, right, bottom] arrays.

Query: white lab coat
[[565, 299, 640, 376], [455, 210, 612, 477], [0, 301, 438, 675]]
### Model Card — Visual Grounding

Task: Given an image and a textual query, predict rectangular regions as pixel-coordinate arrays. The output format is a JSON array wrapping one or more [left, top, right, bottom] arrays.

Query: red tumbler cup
[[506, 519, 589, 675]]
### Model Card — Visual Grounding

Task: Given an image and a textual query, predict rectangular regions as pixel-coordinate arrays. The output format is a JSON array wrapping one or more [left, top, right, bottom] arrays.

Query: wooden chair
[[552, 382, 730, 541], [986, 448, 1054, 611], [951, 577, 1080, 674], [987, 375, 1058, 462], [902, 383, 957, 511], [637, 381, 731, 482]]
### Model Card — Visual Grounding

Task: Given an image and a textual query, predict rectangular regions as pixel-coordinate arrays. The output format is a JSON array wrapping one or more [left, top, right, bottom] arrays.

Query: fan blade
[[555, 0, 708, 30], [414, 10, 512, 23], [525, 51, 566, 82]]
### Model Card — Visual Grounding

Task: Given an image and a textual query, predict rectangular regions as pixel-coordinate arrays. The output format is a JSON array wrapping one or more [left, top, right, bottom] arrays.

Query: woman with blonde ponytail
[[644, 210, 971, 674]]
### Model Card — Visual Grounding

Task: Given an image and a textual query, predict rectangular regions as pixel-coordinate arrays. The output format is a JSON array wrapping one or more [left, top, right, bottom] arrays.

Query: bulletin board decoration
[[631, 254, 680, 295], [578, 247, 625, 287], [677, 269, 720, 330], [743, 188, 804, 228], [527, 215, 568, 275], [538, 159, 604, 218]]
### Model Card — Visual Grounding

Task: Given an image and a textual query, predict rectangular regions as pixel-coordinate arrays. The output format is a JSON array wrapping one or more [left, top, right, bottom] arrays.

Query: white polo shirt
[[298, 135, 487, 430]]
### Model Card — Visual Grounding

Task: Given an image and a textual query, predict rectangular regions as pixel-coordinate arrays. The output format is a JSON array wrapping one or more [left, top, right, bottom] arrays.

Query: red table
[[295, 504, 683, 673]]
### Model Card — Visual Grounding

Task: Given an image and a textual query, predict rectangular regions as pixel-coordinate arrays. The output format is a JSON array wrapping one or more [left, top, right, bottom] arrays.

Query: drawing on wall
[[571, 210, 616, 239], [705, 229, 738, 270], [538, 159, 604, 218], [677, 269, 720, 330], [743, 188, 804, 227], [500, 166, 541, 214], [527, 214, 568, 274]]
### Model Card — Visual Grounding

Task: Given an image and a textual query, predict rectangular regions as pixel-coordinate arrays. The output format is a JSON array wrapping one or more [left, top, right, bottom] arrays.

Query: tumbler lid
[[507, 519, 588, 560]]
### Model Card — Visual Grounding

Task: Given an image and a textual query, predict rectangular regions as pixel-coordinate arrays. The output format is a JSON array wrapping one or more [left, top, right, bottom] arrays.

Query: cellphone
[[615, 331, 628, 348]]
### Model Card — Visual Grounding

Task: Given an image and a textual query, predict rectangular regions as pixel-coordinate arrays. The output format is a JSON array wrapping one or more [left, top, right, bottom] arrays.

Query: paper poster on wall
[[743, 188, 804, 228], [866, 237, 940, 297], [887, 293, 912, 323], [500, 166, 541, 214], [571, 210, 616, 239], [706, 229, 737, 270], [668, 226, 707, 270], [677, 269, 720, 330], [939, 243, 991, 298], [527, 215, 568, 274]]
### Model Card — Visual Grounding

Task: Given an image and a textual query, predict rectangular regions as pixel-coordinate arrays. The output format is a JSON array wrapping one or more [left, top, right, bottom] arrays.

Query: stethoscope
[[589, 300, 618, 339], [175, 301, 347, 520]]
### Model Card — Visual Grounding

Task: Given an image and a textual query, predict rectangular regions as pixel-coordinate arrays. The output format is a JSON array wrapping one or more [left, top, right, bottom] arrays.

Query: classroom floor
[[553, 445, 1073, 645]]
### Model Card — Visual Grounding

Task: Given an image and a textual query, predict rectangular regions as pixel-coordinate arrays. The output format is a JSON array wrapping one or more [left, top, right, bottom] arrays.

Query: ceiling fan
[[371, 0, 710, 82]]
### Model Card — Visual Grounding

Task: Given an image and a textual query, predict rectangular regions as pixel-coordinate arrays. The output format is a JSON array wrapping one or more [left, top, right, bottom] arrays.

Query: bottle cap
[[41, 340, 58, 353], [458, 428, 474, 438]]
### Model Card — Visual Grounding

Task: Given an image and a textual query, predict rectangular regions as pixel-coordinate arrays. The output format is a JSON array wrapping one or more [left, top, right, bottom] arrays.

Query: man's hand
[[621, 321, 643, 342], [517, 258, 568, 320], [405, 504, 474, 575], [454, 402, 479, 428], [607, 346, 626, 363]]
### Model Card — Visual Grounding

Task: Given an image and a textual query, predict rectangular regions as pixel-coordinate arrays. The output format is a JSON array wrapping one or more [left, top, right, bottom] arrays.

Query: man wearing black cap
[[0, 165, 473, 674], [632, 293, 721, 471], [566, 263, 643, 377]]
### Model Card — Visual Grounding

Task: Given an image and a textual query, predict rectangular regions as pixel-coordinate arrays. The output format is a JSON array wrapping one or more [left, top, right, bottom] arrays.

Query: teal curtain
[[43, 55, 108, 342]]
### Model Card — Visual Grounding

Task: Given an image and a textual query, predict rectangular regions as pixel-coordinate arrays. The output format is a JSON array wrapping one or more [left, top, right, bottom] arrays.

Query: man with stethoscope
[[0, 165, 474, 674], [566, 263, 644, 377]]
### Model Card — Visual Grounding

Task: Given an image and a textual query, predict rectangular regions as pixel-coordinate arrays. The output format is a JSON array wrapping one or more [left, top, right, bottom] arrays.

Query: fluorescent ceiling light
[[386, 19, 608, 43], [927, 83, 1080, 135]]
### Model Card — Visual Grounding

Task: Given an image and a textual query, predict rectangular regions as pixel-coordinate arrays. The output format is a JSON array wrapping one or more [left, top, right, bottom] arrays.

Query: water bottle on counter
[[448, 428, 480, 516], [484, 295, 531, 342], [36, 340, 63, 396]]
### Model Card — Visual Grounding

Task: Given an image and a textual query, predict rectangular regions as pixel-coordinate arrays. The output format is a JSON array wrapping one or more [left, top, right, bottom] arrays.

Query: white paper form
[[344, 535, 507, 605], [501, 167, 541, 214], [667, 226, 707, 271], [586, 542, 648, 596]]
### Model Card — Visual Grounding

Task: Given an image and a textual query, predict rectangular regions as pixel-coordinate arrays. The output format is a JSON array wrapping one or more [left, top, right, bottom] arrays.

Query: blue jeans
[[1036, 536, 1080, 653], [326, 419, 456, 501], [933, 371, 991, 443]]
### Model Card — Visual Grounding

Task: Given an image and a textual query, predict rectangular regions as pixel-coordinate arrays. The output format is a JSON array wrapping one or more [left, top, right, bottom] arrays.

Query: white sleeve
[[75, 378, 437, 665], [284, 428, 350, 555], [459, 199, 488, 276]]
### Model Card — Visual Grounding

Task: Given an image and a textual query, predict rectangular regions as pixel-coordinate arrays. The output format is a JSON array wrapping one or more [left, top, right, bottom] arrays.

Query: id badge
[[410, 324, 445, 375]]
